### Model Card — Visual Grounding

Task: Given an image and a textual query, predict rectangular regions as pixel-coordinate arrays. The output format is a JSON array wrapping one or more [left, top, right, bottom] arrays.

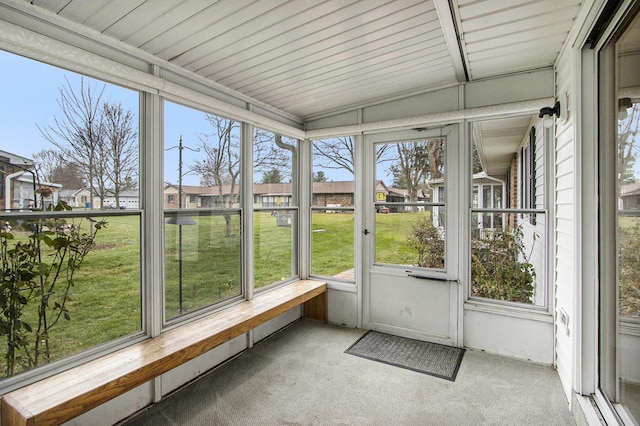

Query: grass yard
[[8, 207, 609, 378], [164, 212, 241, 319], [375, 211, 431, 266], [311, 211, 355, 277], [0, 215, 141, 375], [253, 211, 296, 288], [310, 210, 433, 278]]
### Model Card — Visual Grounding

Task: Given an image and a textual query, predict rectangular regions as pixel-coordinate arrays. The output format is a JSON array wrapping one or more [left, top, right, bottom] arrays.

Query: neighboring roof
[[621, 182, 640, 197], [169, 181, 360, 197], [15, 173, 62, 188], [104, 190, 139, 197], [59, 188, 92, 198], [312, 181, 354, 194], [0, 150, 34, 167]]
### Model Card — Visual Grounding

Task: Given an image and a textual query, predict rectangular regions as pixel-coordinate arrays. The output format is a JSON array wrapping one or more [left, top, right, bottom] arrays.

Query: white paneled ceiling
[[25, 0, 583, 121]]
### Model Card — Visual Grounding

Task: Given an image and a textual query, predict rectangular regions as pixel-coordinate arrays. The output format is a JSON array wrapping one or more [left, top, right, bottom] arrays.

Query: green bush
[[408, 215, 444, 269], [408, 216, 535, 303], [0, 201, 106, 376], [471, 226, 535, 304], [619, 220, 640, 318]]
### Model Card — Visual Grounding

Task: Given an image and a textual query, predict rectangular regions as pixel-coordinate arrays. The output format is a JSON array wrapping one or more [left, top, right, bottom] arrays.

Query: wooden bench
[[1, 280, 327, 426]]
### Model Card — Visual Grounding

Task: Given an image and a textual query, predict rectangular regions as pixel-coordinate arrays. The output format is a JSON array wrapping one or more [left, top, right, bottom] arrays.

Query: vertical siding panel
[[554, 45, 576, 400]]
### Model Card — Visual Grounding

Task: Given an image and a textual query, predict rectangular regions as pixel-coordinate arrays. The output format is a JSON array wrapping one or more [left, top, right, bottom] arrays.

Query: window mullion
[[241, 120, 254, 301]]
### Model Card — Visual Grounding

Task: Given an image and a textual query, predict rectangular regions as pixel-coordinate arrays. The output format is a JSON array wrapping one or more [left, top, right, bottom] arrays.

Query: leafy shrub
[[471, 225, 535, 304], [619, 220, 640, 318], [408, 215, 444, 269], [0, 201, 106, 376], [409, 216, 535, 303]]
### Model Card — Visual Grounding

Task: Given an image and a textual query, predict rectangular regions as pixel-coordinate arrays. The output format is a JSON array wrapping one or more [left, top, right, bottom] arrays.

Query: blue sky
[[0, 50, 234, 186], [1, 49, 354, 187]]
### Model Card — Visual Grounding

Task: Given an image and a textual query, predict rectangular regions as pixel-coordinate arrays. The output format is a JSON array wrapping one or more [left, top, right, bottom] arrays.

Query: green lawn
[[310, 211, 430, 277], [374, 211, 428, 266], [0, 215, 141, 374], [164, 213, 241, 318], [311, 212, 354, 277], [9, 209, 630, 377]]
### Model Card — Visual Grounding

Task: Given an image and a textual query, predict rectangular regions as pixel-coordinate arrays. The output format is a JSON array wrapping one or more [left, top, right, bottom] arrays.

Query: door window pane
[[374, 137, 445, 270]]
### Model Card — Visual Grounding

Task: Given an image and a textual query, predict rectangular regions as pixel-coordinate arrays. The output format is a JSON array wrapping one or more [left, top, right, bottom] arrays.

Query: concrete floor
[[122, 320, 575, 426]]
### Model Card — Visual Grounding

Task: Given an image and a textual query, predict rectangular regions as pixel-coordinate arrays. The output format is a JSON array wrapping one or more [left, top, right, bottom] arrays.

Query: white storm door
[[363, 127, 462, 346]]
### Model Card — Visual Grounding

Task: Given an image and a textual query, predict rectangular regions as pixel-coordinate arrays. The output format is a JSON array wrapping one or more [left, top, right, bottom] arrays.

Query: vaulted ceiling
[[25, 0, 583, 121]]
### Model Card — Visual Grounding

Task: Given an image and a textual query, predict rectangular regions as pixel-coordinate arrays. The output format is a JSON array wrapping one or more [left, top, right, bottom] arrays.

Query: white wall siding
[[553, 43, 577, 400]]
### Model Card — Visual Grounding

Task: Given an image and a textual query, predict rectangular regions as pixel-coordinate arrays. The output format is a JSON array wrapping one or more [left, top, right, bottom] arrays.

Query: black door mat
[[345, 330, 465, 382]]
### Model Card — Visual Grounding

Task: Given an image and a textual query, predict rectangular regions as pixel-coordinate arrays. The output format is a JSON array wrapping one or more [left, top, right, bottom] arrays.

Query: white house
[[0, 149, 61, 211]]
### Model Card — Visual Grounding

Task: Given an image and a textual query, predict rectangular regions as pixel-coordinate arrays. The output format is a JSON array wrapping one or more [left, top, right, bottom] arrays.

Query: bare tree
[[618, 102, 640, 186], [190, 115, 295, 236], [389, 139, 444, 205], [313, 136, 389, 177], [254, 130, 291, 182], [38, 77, 139, 208], [190, 115, 240, 237], [32, 148, 84, 189], [103, 102, 138, 207], [38, 76, 105, 208]]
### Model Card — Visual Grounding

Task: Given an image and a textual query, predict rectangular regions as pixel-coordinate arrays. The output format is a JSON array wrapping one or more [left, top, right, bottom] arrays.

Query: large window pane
[[164, 210, 241, 316], [253, 130, 297, 289], [611, 10, 640, 420], [0, 50, 141, 378], [254, 210, 296, 287], [311, 210, 354, 279], [469, 118, 546, 306], [471, 211, 545, 304], [311, 137, 356, 281], [374, 138, 445, 270], [164, 102, 241, 320], [375, 207, 445, 268]]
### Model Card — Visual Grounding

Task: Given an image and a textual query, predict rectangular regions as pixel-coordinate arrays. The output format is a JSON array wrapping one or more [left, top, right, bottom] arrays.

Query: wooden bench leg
[[303, 291, 327, 323]]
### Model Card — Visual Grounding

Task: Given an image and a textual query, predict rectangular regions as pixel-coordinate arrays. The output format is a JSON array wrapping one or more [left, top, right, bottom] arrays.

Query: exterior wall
[[554, 44, 578, 401], [518, 121, 547, 306], [164, 187, 179, 209], [312, 193, 354, 207]]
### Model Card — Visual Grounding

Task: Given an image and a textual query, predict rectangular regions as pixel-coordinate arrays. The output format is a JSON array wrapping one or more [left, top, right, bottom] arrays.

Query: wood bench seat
[[1, 280, 327, 426]]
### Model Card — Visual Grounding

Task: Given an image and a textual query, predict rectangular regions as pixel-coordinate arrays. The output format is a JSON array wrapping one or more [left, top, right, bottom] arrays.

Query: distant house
[[374, 180, 431, 213], [101, 190, 140, 209], [621, 182, 640, 210], [164, 184, 221, 209], [59, 188, 92, 208], [164, 181, 363, 209], [0, 149, 61, 211], [313, 181, 354, 207]]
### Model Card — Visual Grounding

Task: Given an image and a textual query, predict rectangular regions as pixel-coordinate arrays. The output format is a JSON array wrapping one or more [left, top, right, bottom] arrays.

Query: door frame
[[360, 125, 466, 346]]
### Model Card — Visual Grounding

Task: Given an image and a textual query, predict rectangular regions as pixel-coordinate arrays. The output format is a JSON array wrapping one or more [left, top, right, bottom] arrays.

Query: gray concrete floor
[[122, 320, 575, 426]]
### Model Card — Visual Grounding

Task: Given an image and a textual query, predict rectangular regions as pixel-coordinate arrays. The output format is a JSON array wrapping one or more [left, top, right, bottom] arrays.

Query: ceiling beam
[[433, 0, 468, 82], [306, 98, 552, 139]]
